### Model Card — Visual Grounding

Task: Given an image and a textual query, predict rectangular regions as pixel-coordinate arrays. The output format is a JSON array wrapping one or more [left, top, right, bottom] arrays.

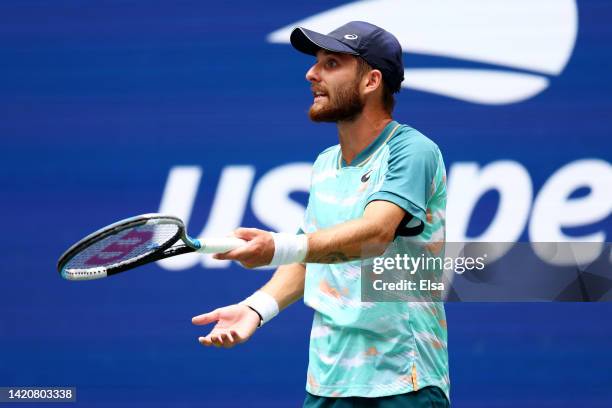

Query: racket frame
[[57, 213, 198, 281]]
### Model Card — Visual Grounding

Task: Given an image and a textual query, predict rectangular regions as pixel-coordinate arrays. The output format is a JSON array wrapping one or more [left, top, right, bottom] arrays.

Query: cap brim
[[290, 27, 359, 56]]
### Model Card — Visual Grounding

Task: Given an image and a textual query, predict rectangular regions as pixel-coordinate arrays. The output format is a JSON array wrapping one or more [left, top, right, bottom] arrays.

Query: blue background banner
[[1, 1, 610, 407]]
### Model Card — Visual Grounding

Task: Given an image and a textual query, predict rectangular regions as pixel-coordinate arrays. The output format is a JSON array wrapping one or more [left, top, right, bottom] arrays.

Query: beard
[[309, 78, 364, 123]]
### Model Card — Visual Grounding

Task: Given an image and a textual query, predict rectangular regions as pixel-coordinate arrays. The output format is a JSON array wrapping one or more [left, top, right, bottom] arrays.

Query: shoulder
[[383, 124, 444, 175], [312, 144, 340, 167], [388, 124, 440, 156], [317, 144, 339, 158]]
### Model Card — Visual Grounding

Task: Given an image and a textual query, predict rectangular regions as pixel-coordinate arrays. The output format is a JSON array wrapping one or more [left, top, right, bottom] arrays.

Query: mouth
[[312, 89, 328, 103]]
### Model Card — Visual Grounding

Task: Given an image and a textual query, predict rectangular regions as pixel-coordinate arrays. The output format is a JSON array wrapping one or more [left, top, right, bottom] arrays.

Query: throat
[[338, 117, 393, 166]]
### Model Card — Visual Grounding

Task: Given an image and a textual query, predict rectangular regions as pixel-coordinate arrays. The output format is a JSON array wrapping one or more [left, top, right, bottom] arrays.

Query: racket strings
[[64, 223, 180, 272]]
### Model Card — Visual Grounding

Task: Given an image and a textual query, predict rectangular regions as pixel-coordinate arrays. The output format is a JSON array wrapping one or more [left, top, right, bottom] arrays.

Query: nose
[[306, 62, 320, 83]]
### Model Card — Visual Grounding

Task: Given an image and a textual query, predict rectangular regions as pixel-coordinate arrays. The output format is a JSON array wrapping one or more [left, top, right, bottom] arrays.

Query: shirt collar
[[339, 120, 400, 168]]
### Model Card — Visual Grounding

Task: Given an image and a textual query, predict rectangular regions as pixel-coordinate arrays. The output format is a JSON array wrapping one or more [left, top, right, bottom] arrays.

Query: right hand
[[192, 304, 260, 348]]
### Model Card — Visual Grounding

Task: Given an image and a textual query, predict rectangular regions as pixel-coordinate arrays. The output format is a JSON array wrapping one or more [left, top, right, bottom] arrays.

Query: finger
[[212, 234, 257, 260], [192, 310, 220, 325], [214, 243, 256, 261], [230, 330, 242, 343], [211, 334, 223, 347], [219, 332, 234, 348], [213, 246, 248, 260], [213, 252, 230, 261], [198, 336, 213, 346]]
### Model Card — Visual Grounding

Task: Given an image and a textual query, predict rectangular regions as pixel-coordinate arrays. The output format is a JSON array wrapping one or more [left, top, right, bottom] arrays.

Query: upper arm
[[363, 200, 406, 242], [367, 130, 441, 235]]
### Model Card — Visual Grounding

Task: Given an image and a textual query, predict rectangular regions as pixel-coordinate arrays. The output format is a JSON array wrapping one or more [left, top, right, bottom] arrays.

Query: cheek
[[327, 83, 343, 100]]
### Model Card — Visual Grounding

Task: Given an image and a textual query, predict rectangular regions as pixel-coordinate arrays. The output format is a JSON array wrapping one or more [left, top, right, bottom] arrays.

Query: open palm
[[192, 304, 260, 348]]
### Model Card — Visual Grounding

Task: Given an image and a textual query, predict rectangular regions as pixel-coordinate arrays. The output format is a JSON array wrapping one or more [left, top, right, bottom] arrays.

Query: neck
[[337, 109, 392, 165]]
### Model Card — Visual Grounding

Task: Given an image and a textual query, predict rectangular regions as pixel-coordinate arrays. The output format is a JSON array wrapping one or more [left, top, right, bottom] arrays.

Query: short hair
[[355, 56, 396, 114]]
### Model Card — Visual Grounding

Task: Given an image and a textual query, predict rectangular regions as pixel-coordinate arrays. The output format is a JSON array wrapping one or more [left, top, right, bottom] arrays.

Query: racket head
[[57, 213, 194, 281]]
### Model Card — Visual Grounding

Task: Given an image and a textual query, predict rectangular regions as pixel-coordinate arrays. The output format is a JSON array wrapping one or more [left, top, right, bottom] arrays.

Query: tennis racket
[[57, 213, 245, 281]]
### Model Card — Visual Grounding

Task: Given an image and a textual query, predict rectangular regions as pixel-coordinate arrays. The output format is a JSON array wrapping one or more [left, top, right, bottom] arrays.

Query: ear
[[362, 69, 383, 97]]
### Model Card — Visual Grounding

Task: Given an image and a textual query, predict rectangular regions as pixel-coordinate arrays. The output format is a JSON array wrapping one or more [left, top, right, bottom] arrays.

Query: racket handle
[[196, 237, 247, 254]]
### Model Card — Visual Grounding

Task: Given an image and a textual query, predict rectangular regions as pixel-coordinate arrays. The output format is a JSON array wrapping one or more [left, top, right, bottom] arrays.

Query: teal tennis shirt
[[301, 120, 449, 401]]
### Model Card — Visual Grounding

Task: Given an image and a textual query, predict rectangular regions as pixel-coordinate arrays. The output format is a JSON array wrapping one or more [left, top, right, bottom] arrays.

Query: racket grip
[[197, 237, 247, 254]]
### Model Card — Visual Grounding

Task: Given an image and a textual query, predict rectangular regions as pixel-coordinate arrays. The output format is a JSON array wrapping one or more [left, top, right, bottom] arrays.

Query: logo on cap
[[344, 34, 358, 40]]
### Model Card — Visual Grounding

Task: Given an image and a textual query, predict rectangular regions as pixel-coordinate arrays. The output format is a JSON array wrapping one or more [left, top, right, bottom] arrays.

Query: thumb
[[192, 309, 220, 326], [233, 228, 262, 241]]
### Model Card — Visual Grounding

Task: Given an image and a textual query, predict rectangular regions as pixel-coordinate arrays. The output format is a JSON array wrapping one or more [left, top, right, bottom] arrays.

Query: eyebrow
[[320, 50, 343, 57], [317, 50, 347, 61]]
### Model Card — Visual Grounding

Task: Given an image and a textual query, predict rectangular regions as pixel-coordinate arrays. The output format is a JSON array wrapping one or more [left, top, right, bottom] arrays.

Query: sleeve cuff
[[367, 191, 427, 224]]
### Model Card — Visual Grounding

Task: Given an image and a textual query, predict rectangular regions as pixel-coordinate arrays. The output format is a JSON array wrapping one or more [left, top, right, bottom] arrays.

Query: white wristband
[[239, 291, 279, 326], [269, 233, 309, 266]]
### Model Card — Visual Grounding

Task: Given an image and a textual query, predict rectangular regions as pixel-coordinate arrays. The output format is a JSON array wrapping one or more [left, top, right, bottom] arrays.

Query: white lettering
[[530, 159, 612, 265], [251, 163, 311, 233], [447, 161, 532, 262], [157, 159, 611, 270], [157, 166, 255, 270], [373, 258, 384, 274]]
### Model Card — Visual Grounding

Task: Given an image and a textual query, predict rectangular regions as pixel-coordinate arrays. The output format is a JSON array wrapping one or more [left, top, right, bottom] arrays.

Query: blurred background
[[1, 1, 610, 407]]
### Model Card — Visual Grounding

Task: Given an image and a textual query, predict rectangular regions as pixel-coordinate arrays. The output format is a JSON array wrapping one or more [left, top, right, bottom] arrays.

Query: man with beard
[[192, 22, 449, 407]]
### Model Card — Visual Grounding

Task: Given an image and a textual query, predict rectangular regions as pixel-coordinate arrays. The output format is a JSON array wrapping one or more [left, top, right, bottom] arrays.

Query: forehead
[[315, 49, 357, 63]]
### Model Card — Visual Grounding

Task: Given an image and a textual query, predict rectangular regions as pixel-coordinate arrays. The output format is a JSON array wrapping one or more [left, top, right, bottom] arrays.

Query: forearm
[[303, 200, 407, 264], [259, 262, 306, 310], [215, 202, 405, 269], [304, 217, 392, 263]]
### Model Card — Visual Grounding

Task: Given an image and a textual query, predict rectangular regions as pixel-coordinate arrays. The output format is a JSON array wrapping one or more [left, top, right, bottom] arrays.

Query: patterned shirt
[[301, 120, 449, 400]]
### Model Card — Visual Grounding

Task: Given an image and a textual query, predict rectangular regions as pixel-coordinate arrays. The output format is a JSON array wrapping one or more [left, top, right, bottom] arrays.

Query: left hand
[[213, 228, 275, 268], [192, 304, 261, 348]]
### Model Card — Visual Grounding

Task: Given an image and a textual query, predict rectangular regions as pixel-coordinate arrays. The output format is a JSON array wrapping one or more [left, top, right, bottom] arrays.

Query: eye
[[325, 59, 338, 68]]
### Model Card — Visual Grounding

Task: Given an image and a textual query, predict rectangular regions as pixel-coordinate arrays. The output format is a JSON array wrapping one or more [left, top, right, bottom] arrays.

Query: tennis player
[[192, 21, 449, 407]]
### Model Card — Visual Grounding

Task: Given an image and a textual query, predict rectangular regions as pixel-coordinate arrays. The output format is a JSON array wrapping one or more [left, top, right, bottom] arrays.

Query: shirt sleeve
[[367, 130, 440, 225]]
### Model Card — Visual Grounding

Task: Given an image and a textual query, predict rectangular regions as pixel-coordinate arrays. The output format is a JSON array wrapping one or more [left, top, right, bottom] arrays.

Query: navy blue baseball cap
[[290, 21, 404, 93]]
